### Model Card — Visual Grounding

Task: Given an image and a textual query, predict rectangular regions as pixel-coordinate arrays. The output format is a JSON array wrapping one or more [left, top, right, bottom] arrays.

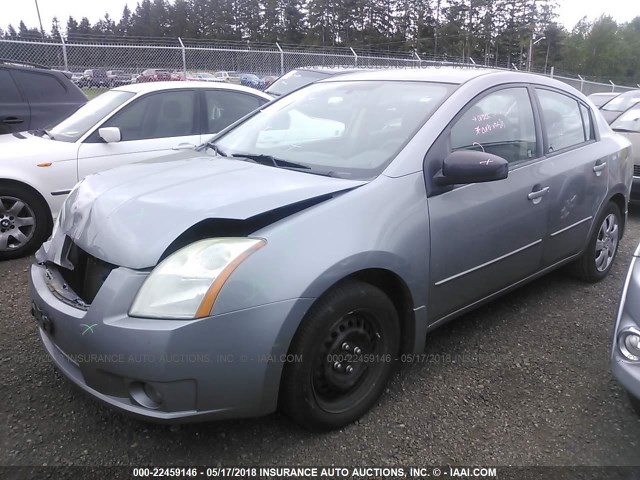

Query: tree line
[[1, 0, 639, 85]]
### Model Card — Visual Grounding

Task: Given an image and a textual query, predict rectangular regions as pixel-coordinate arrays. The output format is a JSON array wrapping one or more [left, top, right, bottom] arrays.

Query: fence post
[[59, 33, 68, 71], [276, 42, 284, 75], [578, 75, 584, 92], [609, 80, 616, 92], [413, 51, 422, 69], [178, 37, 186, 77], [350, 47, 358, 67], [549, 66, 554, 78]]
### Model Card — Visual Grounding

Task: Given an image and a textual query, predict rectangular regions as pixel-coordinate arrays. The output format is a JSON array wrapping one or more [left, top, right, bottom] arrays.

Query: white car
[[0, 81, 271, 259]]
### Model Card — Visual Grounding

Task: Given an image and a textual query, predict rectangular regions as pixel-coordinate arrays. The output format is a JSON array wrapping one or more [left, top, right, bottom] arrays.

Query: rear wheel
[[0, 184, 51, 260], [280, 280, 400, 431], [571, 202, 621, 282]]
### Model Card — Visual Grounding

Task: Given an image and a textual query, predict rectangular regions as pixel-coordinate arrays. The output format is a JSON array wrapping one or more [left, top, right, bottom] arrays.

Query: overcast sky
[[1, 0, 638, 35]]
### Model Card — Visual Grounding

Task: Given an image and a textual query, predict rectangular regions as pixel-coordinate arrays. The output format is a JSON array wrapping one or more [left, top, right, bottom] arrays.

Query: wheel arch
[[286, 267, 419, 358], [0, 177, 53, 224]]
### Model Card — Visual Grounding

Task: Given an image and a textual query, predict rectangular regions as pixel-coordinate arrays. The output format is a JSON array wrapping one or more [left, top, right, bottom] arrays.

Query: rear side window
[[536, 89, 591, 153], [579, 104, 594, 141], [203, 90, 265, 134], [450, 87, 537, 164], [12, 70, 67, 102], [0, 69, 21, 102]]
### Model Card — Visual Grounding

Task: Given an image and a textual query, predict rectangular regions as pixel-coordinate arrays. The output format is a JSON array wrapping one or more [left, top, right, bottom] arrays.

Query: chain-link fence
[[0, 34, 638, 94]]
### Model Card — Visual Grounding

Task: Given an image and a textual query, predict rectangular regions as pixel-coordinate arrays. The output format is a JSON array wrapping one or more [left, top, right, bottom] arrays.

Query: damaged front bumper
[[29, 254, 313, 423]]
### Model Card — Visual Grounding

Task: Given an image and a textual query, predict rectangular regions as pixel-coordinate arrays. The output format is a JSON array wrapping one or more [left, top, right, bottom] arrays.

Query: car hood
[[600, 110, 622, 124], [616, 131, 640, 164], [0, 132, 74, 161], [52, 156, 366, 269]]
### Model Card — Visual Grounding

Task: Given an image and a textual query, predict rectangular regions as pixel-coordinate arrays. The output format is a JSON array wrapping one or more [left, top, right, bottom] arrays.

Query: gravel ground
[[1, 210, 640, 468]]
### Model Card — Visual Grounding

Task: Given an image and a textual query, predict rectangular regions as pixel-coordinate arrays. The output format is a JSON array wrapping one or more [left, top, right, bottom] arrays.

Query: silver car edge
[[611, 242, 640, 417], [29, 68, 633, 430]]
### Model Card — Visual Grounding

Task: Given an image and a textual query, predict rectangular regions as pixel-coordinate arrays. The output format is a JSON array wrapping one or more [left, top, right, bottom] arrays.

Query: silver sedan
[[30, 68, 632, 430]]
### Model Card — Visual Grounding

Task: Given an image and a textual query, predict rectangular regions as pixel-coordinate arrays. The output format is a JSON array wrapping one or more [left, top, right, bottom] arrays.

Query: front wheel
[[280, 280, 400, 431], [0, 185, 51, 260], [571, 202, 621, 282]]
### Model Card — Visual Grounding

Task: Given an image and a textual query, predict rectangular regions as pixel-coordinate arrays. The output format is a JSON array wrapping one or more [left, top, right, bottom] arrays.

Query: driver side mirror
[[434, 150, 508, 186], [98, 127, 121, 143]]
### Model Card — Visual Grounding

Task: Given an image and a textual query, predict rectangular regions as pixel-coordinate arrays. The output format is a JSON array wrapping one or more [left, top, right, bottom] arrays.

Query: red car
[[135, 69, 173, 83]]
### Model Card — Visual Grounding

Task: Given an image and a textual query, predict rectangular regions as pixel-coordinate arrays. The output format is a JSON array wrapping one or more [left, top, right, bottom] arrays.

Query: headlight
[[129, 238, 265, 319], [618, 327, 640, 362]]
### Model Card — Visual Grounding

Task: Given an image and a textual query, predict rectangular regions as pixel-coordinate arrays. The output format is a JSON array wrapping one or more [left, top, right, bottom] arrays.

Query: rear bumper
[[29, 261, 313, 423]]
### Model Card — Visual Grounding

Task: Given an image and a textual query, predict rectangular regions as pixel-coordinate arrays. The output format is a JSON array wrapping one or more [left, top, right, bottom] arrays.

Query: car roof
[[320, 67, 497, 84], [318, 67, 592, 93], [294, 67, 367, 76], [113, 81, 272, 99]]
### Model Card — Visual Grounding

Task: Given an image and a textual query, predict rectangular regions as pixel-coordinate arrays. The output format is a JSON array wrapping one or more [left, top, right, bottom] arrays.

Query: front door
[[77, 89, 201, 179], [426, 86, 549, 323]]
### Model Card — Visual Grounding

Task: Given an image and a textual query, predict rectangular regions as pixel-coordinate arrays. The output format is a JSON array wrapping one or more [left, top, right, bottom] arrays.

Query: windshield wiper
[[199, 141, 228, 157], [612, 127, 639, 133], [231, 153, 311, 170], [31, 128, 55, 140]]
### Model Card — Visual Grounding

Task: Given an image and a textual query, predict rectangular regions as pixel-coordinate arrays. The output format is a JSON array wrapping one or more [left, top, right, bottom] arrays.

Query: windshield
[[265, 70, 332, 97], [49, 90, 135, 143], [611, 104, 640, 133], [215, 80, 456, 180], [602, 90, 640, 112]]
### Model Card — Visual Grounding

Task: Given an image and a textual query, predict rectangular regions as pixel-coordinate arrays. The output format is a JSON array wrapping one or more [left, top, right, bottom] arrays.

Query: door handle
[[2, 117, 23, 125], [528, 186, 550, 202], [528, 186, 549, 205], [172, 143, 196, 151], [593, 161, 607, 175]]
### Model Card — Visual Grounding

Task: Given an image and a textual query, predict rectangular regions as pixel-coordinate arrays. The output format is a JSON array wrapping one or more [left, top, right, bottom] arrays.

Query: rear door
[[76, 89, 201, 179], [11, 69, 78, 129], [533, 87, 609, 265], [0, 68, 30, 133]]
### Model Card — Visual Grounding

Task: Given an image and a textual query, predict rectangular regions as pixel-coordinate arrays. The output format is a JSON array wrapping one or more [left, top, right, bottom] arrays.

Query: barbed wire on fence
[[0, 34, 638, 94]]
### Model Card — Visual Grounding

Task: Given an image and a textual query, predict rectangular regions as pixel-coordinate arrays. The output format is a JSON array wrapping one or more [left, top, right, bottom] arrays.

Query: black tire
[[630, 393, 640, 417], [571, 202, 621, 282], [0, 183, 51, 261], [279, 280, 400, 431]]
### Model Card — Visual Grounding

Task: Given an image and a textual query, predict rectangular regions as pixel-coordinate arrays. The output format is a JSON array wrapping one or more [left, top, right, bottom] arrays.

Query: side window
[[203, 90, 265, 133], [0, 70, 21, 102], [103, 90, 197, 141], [450, 87, 536, 164], [12, 70, 66, 102], [537, 89, 587, 153], [579, 103, 594, 141]]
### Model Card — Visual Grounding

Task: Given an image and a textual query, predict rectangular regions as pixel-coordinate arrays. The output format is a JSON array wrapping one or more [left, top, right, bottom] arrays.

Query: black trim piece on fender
[[51, 190, 71, 196]]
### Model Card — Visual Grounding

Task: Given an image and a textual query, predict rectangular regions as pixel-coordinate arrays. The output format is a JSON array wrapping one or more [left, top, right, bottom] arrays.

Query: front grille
[[57, 243, 116, 304], [634, 165, 640, 177]]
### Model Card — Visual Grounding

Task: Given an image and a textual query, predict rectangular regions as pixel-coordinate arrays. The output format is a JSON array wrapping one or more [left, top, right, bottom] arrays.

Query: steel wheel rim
[[0, 196, 35, 251], [311, 309, 385, 414], [595, 213, 619, 272]]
